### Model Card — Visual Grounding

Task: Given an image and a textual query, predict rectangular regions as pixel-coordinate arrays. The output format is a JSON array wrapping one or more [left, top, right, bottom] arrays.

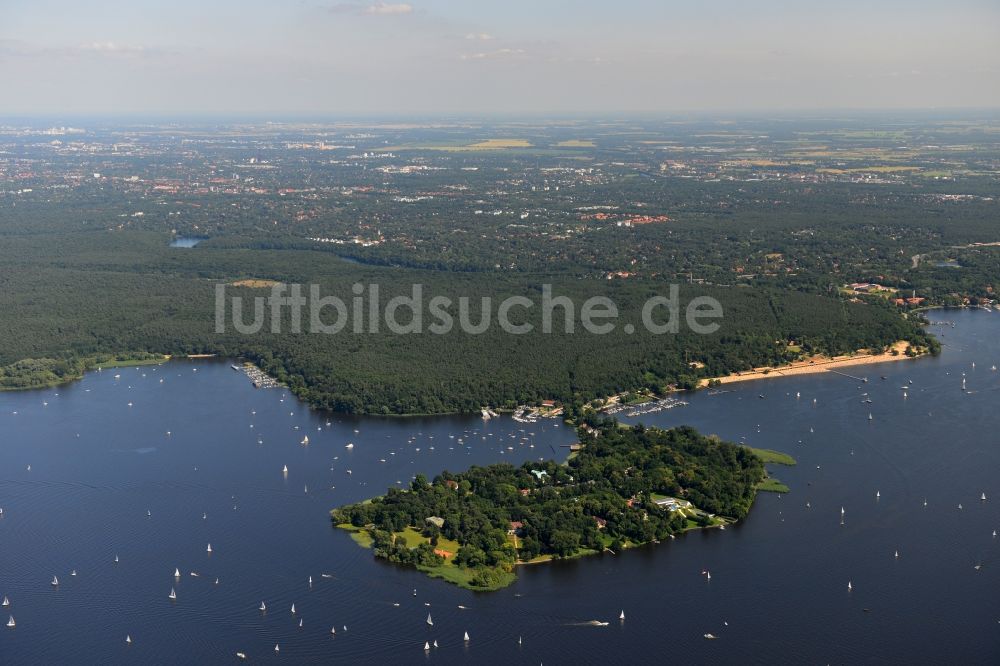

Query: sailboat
[[1, 596, 8, 607], [308, 576, 313, 587], [619, 610, 625, 620], [330, 626, 336, 635], [706, 571, 711, 581], [6, 616, 14, 628], [291, 603, 296, 614], [206, 543, 212, 554], [463, 631, 470, 642], [51, 576, 59, 587], [301, 436, 309, 445], [981, 492, 987, 501], [71, 570, 76, 577], [868, 412, 873, 421], [169, 587, 177, 600], [876, 491, 880, 499], [517, 636, 522, 645], [894, 550, 899, 559], [174, 568, 181, 578], [345, 443, 354, 449], [126, 635, 132, 644], [424, 642, 430, 651], [426, 613, 433, 626], [274, 644, 280, 653], [847, 581, 852, 591], [114, 555, 119, 564], [259, 601, 267, 612], [282, 465, 289, 474], [298, 618, 303, 628], [434, 640, 439, 648]]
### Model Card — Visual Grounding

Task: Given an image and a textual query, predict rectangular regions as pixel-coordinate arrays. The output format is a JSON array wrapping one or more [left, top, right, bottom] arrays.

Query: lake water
[[1, 309, 999, 664]]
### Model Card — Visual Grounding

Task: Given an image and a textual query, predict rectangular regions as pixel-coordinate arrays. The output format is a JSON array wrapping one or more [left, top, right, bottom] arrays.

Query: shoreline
[[697, 341, 926, 388]]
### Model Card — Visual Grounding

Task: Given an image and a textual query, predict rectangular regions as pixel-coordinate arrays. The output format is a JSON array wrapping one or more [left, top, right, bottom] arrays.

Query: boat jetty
[[238, 363, 283, 389], [605, 396, 689, 418]]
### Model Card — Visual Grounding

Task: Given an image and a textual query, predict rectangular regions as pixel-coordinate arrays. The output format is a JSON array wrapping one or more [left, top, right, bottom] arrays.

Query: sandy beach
[[699, 341, 922, 388]]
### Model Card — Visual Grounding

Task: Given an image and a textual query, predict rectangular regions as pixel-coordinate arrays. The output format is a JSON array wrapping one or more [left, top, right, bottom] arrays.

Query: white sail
[[426, 613, 433, 626], [169, 587, 177, 600], [463, 631, 470, 642], [6, 615, 14, 628]]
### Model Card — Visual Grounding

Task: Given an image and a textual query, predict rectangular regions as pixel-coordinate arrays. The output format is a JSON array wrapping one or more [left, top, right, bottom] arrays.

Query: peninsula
[[332, 422, 791, 591]]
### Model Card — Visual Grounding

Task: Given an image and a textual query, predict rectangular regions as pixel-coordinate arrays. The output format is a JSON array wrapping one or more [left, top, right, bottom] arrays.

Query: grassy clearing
[[417, 564, 516, 591], [336, 523, 374, 548], [747, 447, 797, 465], [467, 139, 532, 149], [757, 478, 790, 493], [555, 139, 596, 147], [394, 527, 427, 548], [385, 139, 533, 152]]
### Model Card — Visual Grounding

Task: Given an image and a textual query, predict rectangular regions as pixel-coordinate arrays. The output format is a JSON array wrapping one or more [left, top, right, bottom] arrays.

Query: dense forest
[[331, 422, 767, 589], [4, 116, 988, 413], [0, 230, 934, 412]]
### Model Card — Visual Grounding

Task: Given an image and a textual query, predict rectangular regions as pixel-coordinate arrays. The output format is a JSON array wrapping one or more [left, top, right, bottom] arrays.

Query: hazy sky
[[1, 0, 998, 116]]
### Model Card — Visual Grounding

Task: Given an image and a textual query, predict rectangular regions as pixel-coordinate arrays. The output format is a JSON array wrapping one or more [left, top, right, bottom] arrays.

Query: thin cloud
[[364, 2, 413, 15], [329, 2, 413, 16], [465, 33, 494, 41], [460, 48, 525, 61], [78, 42, 147, 54]]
